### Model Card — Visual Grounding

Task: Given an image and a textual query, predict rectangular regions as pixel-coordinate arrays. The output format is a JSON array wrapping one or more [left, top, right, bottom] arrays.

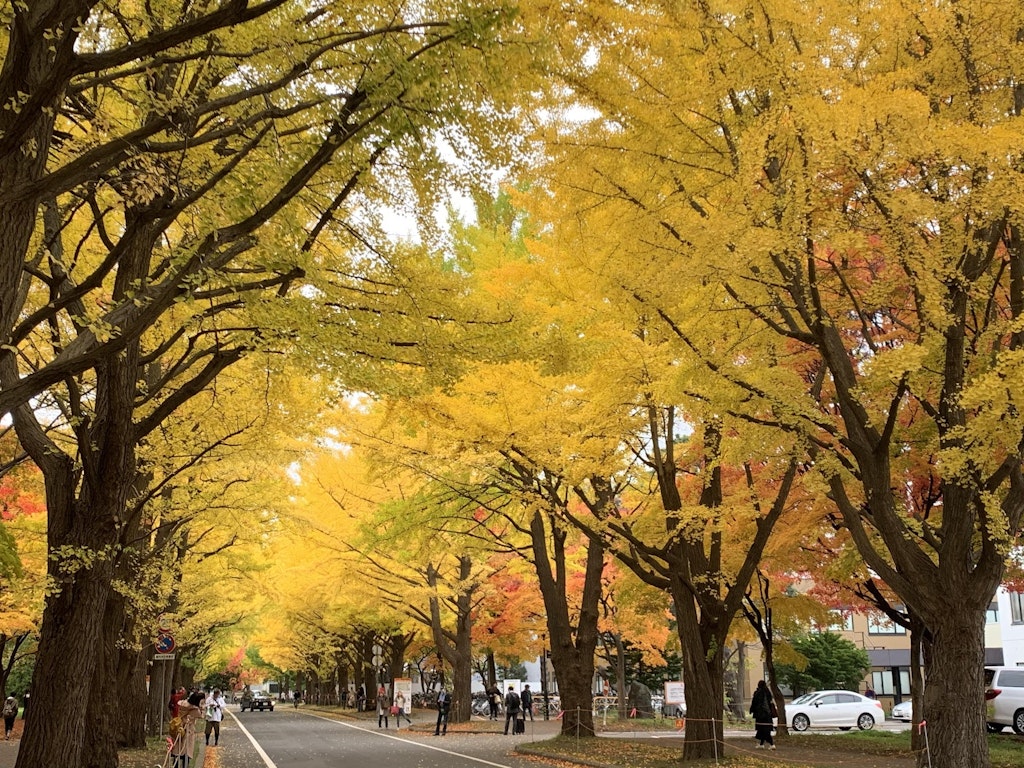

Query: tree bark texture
[[917, 609, 989, 768], [530, 508, 602, 738], [674, 587, 725, 761], [426, 555, 475, 724]]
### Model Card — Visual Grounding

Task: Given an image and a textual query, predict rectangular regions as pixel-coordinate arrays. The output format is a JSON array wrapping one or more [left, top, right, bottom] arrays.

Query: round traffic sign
[[157, 613, 173, 632], [155, 634, 176, 654]]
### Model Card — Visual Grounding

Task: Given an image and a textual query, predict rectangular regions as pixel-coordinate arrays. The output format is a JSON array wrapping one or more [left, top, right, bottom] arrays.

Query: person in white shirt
[[204, 688, 226, 746]]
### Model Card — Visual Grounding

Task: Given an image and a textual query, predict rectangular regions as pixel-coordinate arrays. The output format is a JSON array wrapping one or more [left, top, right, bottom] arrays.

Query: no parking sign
[[155, 634, 176, 654]]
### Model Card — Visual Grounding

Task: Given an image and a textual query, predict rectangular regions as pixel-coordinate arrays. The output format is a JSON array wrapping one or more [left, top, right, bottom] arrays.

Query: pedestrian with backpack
[[521, 685, 534, 721], [503, 686, 521, 735], [3, 695, 17, 739]]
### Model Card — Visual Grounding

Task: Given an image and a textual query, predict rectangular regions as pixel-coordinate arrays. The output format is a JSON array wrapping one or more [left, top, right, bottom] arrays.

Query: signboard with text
[[664, 681, 685, 705]]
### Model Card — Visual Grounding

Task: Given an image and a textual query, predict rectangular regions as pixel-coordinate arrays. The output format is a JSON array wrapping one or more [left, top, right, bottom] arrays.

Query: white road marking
[[226, 710, 278, 768], [307, 713, 514, 768]]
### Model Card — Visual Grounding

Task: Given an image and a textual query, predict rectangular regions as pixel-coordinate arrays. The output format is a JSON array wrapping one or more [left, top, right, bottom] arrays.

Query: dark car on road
[[241, 691, 275, 712]]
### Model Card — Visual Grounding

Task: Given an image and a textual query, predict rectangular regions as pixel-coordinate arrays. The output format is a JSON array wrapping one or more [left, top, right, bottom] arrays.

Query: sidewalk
[[0, 735, 208, 768]]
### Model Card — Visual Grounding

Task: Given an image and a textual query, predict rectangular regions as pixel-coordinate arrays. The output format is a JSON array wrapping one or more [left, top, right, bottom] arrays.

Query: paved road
[[214, 708, 563, 768]]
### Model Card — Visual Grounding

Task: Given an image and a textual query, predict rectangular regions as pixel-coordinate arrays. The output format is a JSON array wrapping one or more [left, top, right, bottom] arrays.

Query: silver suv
[[984, 666, 1024, 734]]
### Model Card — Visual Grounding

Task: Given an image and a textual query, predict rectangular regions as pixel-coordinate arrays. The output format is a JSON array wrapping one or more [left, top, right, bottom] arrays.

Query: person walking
[[487, 684, 500, 720], [503, 685, 521, 735], [356, 685, 366, 712], [168, 686, 186, 719], [204, 688, 226, 746], [394, 690, 413, 729], [433, 688, 451, 736], [3, 695, 17, 740], [521, 685, 534, 721], [750, 680, 776, 750], [376, 684, 390, 729], [171, 690, 204, 767]]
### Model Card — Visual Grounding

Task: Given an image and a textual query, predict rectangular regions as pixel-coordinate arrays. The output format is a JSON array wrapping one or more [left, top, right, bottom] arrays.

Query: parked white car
[[985, 666, 1024, 734], [890, 700, 912, 722], [787, 690, 885, 732]]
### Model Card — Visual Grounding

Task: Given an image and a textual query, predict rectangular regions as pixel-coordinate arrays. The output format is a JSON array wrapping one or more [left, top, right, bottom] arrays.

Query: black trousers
[[434, 710, 449, 734], [504, 710, 520, 733]]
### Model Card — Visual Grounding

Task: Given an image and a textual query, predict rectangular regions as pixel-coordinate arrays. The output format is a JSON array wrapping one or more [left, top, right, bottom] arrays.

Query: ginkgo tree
[[0, 2, 530, 766], [443, 196, 804, 754], [337, 362, 615, 736], [291, 438, 505, 723], [521, 1, 1024, 766]]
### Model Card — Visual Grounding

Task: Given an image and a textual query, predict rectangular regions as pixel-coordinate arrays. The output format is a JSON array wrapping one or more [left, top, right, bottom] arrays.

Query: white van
[[984, 666, 1024, 734]]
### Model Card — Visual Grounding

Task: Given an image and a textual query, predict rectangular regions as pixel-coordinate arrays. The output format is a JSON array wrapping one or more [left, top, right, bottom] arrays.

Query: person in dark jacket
[[3, 695, 17, 740], [521, 685, 534, 721], [434, 688, 452, 736], [503, 686, 521, 735], [749, 680, 776, 749], [487, 684, 500, 720]]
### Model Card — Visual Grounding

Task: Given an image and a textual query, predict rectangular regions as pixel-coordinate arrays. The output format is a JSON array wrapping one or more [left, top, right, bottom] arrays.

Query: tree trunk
[[450, 585, 474, 724], [425, 556, 475, 724], [486, 652, 497, 690], [917, 608, 988, 768], [613, 633, 627, 720], [83, 590, 128, 768], [16, 550, 113, 768], [908, 613, 928, 754], [766, 660, 789, 739], [116, 647, 148, 748], [451, 646, 473, 724], [676, 609, 725, 762], [556, 662, 596, 735], [360, 633, 376, 709], [529, 508, 602, 738], [338, 659, 350, 707], [86, 515, 152, 765]]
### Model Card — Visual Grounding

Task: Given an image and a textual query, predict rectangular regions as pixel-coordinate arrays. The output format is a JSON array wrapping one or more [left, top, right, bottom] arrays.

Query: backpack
[[168, 716, 183, 738], [2, 700, 16, 718]]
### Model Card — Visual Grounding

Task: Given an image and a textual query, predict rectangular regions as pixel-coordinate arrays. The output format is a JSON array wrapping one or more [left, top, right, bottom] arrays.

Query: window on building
[[1011, 592, 1024, 625], [868, 612, 906, 635], [986, 601, 999, 624], [872, 669, 911, 696], [827, 610, 854, 632], [872, 671, 892, 695]]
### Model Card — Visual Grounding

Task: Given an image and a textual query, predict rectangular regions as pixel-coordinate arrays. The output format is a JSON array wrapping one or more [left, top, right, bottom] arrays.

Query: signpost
[[154, 630, 176, 738], [372, 643, 384, 683]]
